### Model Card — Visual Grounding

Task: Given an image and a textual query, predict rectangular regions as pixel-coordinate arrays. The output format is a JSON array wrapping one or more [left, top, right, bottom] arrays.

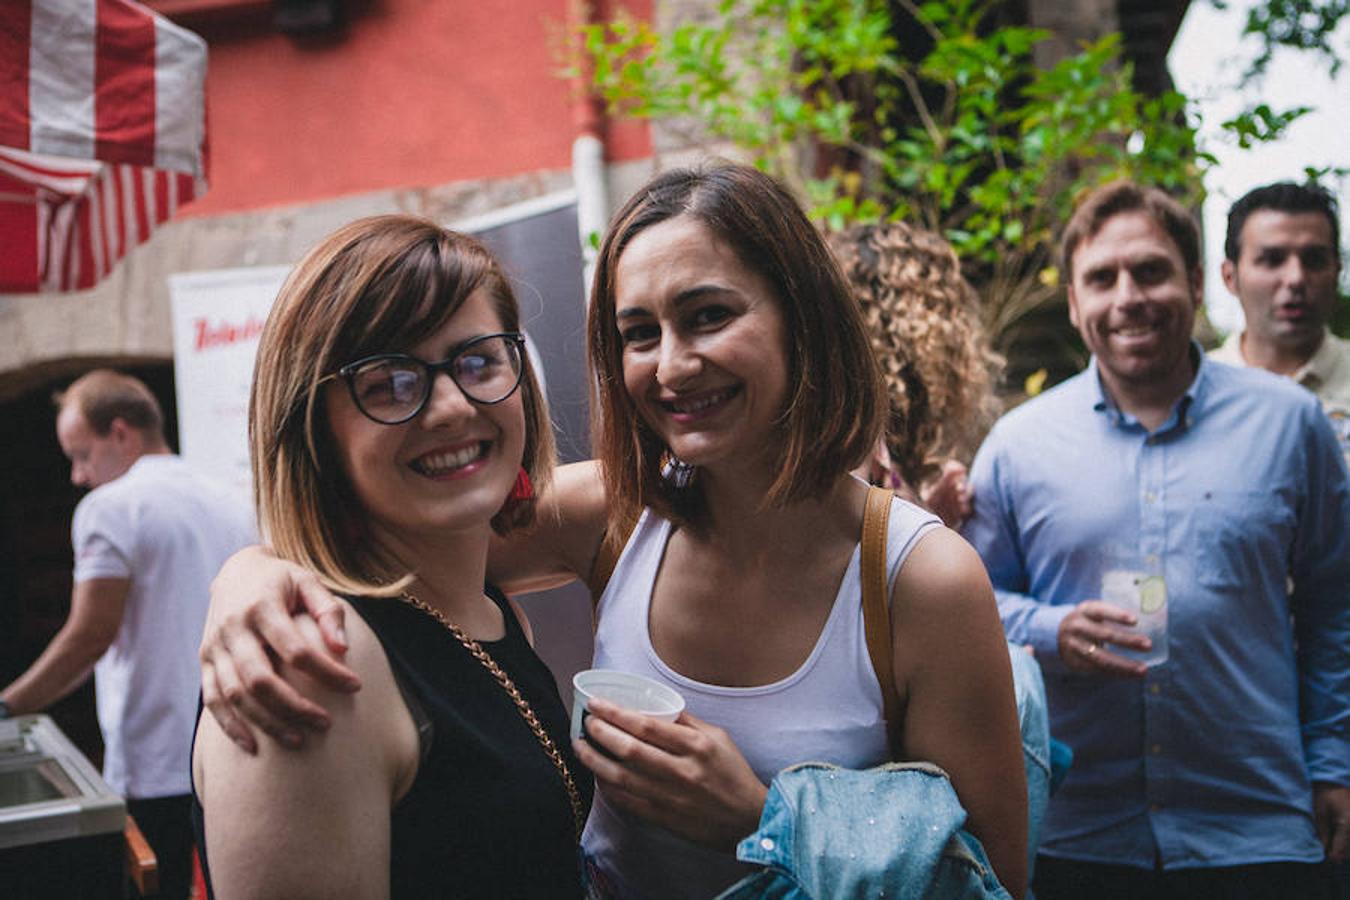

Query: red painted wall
[[175, 0, 651, 216]]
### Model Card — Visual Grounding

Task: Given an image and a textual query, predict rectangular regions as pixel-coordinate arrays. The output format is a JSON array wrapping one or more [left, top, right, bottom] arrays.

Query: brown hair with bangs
[[588, 163, 887, 530], [1061, 180, 1201, 285], [250, 215, 554, 598]]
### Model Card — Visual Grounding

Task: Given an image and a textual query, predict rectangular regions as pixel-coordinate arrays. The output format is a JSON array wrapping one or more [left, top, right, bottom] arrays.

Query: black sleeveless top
[[192, 585, 592, 899]]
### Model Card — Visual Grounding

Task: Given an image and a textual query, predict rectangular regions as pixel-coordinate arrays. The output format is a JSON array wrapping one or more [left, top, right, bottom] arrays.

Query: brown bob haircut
[[56, 369, 166, 441], [588, 163, 887, 529], [1061, 179, 1201, 285], [251, 215, 553, 598]]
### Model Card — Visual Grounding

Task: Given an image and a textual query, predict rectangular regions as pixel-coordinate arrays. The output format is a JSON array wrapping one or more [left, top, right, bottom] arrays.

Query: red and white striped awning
[[0, 0, 208, 294]]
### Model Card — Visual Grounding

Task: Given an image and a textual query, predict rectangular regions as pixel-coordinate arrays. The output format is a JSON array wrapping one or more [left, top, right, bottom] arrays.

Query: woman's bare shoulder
[[893, 527, 991, 603], [192, 598, 420, 897], [889, 527, 1000, 649], [195, 599, 419, 801]]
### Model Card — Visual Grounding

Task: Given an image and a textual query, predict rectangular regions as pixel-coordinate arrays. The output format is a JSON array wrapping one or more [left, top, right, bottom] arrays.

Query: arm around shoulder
[[193, 607, 418, 900], [891, 528, 1028, 899], [489, 459, 610, 594]]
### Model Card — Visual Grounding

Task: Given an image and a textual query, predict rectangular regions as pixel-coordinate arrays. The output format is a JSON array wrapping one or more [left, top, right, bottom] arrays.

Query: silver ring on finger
[[1085, 641, 1099, 657]]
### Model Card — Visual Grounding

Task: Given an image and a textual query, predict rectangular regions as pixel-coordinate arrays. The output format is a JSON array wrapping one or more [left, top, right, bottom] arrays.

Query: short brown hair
[[829, 223, 1003, 487], [1225, 181, 1340, 262], [1061, 180, 1200, 283], [251, 215, 554, 597], [56, 369, 165, 440], [588, 163, 886, 529]]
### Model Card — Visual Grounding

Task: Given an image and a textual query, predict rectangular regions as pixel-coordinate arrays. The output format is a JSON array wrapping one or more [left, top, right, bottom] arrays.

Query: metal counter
[[0, 715, 126, 898]]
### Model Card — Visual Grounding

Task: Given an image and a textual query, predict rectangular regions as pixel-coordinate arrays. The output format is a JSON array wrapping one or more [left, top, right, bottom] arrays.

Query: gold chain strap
[[398, 593, 585, 841]]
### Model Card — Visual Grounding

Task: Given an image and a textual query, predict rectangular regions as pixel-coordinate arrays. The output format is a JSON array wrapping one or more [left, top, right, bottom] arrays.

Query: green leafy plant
[[571, 0, 1317, 385]]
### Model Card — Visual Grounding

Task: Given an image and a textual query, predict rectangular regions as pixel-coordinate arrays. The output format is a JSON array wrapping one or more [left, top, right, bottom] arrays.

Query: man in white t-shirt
[[1210, 181, 1349, 462], [0, 369, 254, 900]]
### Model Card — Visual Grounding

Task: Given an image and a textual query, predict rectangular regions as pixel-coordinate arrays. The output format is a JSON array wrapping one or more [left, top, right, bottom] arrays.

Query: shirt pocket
[[1192, 488, 1295, 592]]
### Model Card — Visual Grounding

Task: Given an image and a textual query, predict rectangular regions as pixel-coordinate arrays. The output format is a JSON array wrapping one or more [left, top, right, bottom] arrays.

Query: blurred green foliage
[[1218, 0, 1349, 81]]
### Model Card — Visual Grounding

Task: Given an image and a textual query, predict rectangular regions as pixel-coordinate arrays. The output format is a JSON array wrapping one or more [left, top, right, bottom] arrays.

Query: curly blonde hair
[[829, 222, 1004, 487]]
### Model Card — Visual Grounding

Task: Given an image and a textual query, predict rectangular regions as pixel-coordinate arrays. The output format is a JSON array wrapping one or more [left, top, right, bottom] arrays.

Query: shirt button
[[1145, 554, 1159, 566], [759, 838, 775, 851], [1144, 491, 1157, 504], [1149, 684, 1161, 695], [1151, 744, 1162, 755], [1150, 803, 1162, 813]]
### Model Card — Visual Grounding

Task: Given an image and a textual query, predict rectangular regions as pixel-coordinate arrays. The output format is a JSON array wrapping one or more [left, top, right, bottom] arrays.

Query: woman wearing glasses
[[200, 166, 1026, 898], [190, 216, 591, 899]]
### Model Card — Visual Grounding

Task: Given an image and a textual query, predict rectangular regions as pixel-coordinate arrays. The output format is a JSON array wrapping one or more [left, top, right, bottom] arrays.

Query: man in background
[[1211, 181, 1348, 460], [0, 369, 255, 900], [964, 180, 1349, 899]]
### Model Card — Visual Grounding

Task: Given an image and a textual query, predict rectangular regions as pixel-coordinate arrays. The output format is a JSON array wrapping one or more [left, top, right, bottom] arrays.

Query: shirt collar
[[1294, 328, 1338, 389], [1088, 341, 1205, 435], [1223, 327, 1336, 389]]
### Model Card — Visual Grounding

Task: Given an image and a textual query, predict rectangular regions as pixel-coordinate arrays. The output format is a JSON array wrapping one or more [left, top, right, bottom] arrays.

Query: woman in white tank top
[[198, 164, 1028, 899]]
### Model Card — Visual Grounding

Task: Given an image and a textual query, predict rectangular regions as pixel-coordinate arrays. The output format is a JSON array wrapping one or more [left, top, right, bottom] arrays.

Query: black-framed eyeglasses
[[326, 332, 526, 425]]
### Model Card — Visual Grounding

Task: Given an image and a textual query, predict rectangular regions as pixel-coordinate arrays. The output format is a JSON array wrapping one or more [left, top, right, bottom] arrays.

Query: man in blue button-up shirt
[[964, 180, 1350, 899]]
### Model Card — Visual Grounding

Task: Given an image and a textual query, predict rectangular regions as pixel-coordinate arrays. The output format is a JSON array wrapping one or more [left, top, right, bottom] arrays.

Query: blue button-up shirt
[[963, 351, 1350, 870]]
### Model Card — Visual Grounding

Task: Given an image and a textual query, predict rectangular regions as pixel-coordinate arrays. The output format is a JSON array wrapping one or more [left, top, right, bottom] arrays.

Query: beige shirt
[[1211, 328, 1350, 462]]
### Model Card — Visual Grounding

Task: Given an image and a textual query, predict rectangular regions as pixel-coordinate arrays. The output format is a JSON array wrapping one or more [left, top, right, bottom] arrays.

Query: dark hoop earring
[[660, 451, 696, 489]]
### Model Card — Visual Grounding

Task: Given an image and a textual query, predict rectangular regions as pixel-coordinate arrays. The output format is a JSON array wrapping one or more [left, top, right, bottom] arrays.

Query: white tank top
[[582, 495, 940, 900]]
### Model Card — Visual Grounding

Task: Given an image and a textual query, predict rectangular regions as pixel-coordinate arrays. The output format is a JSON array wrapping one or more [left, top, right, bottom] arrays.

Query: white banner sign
[[169, 266, 290, 501]]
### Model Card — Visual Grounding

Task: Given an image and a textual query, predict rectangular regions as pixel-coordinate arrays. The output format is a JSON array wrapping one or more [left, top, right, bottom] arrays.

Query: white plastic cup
[[1100, 568, 1169, 667], [569, 669, 685, 742]]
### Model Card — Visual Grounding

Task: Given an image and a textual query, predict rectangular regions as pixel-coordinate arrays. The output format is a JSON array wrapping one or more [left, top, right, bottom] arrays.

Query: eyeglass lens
[[348, 335, 522, 422]]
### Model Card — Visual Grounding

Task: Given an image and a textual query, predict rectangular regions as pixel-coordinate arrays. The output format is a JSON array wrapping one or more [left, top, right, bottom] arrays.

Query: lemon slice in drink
[[1138, 576, 1167, 614]]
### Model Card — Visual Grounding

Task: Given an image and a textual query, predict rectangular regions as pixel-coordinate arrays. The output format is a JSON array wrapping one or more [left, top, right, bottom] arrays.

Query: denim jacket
[[1007, 644, 1052, 876], [716, 644, 1056, 899], [716, 761, 1011, 899]]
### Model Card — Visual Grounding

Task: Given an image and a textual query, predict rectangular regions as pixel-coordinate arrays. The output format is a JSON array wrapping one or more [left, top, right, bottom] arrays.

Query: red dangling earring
[[509, 467, 534, 502]]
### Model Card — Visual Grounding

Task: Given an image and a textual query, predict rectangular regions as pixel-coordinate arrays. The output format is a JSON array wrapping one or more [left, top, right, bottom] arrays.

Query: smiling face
[[613, 214, 789, 475], [1068, 210, 1202, 403], [1222, 209, 1340, 360], [324, 287, 526, 550]]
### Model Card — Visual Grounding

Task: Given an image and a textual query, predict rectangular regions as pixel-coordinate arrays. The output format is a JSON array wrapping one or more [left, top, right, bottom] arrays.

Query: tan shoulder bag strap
[[862, 485, 902, 757], [586, 513, 640, 614]]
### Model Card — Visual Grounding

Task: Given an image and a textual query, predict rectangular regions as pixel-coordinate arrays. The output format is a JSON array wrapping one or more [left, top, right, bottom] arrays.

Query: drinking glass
[[1099, 549, 1168, 667]]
